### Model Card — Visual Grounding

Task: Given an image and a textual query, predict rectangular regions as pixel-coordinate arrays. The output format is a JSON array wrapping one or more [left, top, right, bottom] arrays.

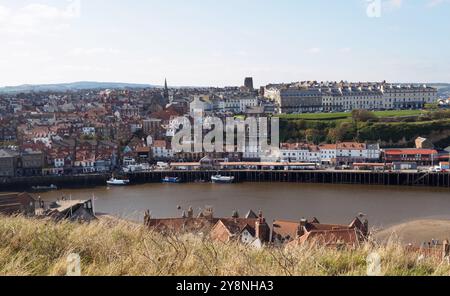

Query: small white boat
[[107, 178, 130, 186], [211, 175, 235, 184]]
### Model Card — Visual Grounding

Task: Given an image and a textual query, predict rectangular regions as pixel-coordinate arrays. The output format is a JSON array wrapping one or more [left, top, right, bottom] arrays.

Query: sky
[[0, 0, 449, 87]]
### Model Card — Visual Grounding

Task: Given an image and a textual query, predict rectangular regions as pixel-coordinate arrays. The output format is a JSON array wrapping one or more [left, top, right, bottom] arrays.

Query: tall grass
[[0, 216, 449, 276]]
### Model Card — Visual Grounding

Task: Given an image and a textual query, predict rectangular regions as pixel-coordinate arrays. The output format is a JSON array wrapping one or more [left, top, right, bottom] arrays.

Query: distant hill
[[0, 81, 158, 94]]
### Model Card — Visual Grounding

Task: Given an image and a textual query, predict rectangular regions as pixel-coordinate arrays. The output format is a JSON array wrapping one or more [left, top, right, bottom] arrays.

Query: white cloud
[[0, 5, 11, 22], [380, 0, 448, 11], [0, 1, 81, 34], [307, 47, 321, 54], [68, 48, 121, 56], [427, 0, 450, 7], [340, 47, 352, 54], [388, 0, 403, 8], [380, 0, 403, 12]]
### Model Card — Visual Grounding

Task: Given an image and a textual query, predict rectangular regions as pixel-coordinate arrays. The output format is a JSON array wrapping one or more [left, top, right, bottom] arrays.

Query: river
[[35, 183, 450, 228]]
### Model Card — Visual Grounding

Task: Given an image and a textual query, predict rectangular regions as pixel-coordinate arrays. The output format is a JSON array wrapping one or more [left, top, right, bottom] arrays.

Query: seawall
[[127, 170, 450, 188], [2, 170, 450, 192], [0, 174, 110, 191]]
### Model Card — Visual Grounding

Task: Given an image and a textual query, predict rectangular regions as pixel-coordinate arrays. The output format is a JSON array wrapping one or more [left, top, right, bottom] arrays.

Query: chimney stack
[[255, 211, 270, 243], [297, 218, 307, 238]]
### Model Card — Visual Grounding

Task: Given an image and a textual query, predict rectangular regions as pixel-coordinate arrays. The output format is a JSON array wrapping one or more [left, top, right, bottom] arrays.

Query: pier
[[2, 170, 450, 192], [127, 170, 450, 188], [0, 174, 109, 191]]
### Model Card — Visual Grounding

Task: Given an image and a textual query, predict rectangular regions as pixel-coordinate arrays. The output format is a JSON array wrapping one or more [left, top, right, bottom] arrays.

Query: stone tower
[[163, 78, 169, 103]]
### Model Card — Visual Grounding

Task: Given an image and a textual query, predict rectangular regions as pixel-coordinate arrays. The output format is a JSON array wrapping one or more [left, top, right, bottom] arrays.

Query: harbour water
[[36, 183, 450, 228]]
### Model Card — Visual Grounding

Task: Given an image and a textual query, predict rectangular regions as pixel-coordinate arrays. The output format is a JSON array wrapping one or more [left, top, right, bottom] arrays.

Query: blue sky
[[0, 0, 449, 87]]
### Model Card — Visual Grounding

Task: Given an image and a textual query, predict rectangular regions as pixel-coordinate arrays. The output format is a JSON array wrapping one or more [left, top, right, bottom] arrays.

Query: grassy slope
[[0, 216, 449, 276]]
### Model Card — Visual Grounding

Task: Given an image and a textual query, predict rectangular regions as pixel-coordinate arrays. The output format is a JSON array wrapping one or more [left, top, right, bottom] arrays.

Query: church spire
[[163, 78, 169, 101]]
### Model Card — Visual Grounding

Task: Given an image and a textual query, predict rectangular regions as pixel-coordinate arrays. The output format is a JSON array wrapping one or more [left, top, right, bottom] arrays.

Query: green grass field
[[277, 110, 427, 121]]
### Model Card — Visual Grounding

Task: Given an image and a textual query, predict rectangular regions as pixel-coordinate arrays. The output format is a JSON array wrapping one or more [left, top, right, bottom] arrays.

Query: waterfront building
[[151, 140, 174, 160], [383, 149, 439, 166], [319, 144, 338, 164], [136, 146, 151, 162], [336, 142, 380, 164], [0, 149, 19, 177], [18, 150, 45, 177], [279, 142, 379, 165], [0, 193, 36, 216], [336, 142, 366, 164], [280, 143, 320, 163]]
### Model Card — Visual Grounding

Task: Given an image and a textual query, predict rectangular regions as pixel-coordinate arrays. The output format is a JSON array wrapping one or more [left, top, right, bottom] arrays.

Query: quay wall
[[2, 170, 450, 191], [0, 174, 110, 191], [127, 170, 450, 188]]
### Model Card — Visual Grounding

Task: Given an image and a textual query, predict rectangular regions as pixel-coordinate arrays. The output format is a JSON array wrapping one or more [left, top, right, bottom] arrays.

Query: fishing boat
[[106, 178, 130, 186], [31, 184, 58, 192], [162, 176, 182, 183], [211, 175, 235, 184]]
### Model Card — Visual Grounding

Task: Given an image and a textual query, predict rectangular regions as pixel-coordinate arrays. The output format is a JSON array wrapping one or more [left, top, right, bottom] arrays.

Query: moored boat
[[31, 184, 58, 192], [211, 175, 235, 184], [107, 178, 130, 186], [162, 176, 182, 183]]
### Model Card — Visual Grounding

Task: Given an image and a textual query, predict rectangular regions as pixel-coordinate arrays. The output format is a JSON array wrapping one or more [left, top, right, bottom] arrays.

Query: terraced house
[[264, 81, 437, 114]]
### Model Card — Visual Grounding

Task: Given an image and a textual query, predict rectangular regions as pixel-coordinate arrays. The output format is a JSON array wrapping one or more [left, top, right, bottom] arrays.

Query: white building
[[54, 158, 65, 168], [319, 144, 338, 163], [279, 142, 380, 164], [280, 143, 321, 163], [336, 142, 381, 163], [381, 84, 436, 110], [265, 82, 438, 114], [82, 127, 96, 137], [152, 140, 174, 159]]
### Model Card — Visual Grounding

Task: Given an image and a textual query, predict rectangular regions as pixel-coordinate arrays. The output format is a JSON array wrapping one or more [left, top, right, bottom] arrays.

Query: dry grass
[[0, 215, 449, 276]]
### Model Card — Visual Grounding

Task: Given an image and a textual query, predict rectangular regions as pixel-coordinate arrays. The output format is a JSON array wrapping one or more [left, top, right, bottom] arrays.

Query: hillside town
[[0, 79, 448, 179]]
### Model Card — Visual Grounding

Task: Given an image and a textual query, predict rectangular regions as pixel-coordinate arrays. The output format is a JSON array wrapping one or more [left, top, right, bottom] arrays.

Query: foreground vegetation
[[0, 216, 449, 276]]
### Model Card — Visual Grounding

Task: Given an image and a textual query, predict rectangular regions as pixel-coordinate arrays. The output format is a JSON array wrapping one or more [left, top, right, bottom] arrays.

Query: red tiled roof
[[218, 218, 258, 236], [337, 142, 366, 150], [136, 146, 150, 153], [298, 229, 361, 246], [385, 149, 438, 155], [272, 218, 364, 242], [153, 140, 167, 149], [320, 144, 337, 150]]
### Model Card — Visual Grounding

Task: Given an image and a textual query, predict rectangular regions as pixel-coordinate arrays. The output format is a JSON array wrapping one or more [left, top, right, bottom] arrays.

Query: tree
[[352, 109, 378, 123], [305, 129, 320, 144]]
